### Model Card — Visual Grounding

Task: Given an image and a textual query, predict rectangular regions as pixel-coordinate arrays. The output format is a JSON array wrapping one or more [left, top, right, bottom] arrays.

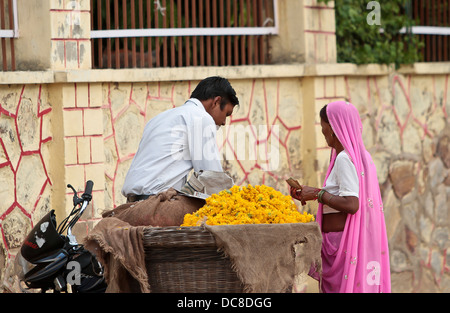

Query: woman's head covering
[[317, 101, 391, 293]]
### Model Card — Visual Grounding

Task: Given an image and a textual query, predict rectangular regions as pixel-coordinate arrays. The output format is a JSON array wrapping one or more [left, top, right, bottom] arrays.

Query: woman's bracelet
[[317, 189, 326, 203], [313, 188, 320, 200]]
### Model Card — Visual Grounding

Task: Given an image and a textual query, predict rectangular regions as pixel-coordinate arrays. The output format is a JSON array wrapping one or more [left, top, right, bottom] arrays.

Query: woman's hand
[[289, 186, 306, 206], [299, 185, 321, 202], [290, 185, 322, 206], [289, 186, 300, 200], [291, 184, 360, 214]]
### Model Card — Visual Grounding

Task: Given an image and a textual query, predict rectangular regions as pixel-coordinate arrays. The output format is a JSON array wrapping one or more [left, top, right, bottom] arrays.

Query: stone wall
[[0, 64, 448, 292], [0, 0, 448, 293]]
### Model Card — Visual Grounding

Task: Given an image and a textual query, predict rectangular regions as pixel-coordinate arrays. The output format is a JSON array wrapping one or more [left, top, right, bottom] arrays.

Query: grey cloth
[[179, 170, 234, 199]]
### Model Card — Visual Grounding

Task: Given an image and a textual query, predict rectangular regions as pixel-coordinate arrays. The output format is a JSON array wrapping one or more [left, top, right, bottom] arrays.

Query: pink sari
[[316, 101, 391, 293]]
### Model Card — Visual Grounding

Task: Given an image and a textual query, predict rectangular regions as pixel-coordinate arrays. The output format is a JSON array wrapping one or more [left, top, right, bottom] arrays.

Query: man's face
[[208, 97, 235, 127]]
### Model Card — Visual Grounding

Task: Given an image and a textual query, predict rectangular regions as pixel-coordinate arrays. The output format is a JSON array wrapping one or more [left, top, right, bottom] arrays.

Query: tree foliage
[[318, 0, 424, 67]]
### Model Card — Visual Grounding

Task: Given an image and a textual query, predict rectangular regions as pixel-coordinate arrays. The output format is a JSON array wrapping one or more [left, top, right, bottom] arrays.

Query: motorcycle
[[14, 180, 107, 293]]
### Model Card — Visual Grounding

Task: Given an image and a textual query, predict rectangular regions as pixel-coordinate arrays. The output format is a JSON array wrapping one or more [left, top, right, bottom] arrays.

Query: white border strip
[[0, 0, 19, 38], [91, 0, 278, 39], [0, 29, 14, 37], [400, 26, 450, 36], [91, 26, 278, 39], [12, 0, 19, 37]]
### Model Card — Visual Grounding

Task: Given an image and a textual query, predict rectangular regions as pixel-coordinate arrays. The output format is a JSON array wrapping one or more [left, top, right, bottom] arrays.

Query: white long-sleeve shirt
[[121, 98, 223, 196]]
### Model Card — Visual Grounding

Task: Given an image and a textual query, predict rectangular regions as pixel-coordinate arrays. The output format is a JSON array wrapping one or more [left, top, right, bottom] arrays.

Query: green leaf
[[331, 0, 423, 66]]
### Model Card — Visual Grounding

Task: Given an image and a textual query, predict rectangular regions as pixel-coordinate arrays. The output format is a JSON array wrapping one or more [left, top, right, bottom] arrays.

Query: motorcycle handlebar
[[82, 180, 94, 200], [85, 180, 94, 195]]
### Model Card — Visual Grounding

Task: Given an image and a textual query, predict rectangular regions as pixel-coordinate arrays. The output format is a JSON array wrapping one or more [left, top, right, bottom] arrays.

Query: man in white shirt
[[122, 76, 239, 203]]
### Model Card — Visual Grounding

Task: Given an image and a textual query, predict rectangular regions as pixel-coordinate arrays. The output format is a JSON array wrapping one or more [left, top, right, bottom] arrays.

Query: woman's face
[[320, 118, 334, 147]]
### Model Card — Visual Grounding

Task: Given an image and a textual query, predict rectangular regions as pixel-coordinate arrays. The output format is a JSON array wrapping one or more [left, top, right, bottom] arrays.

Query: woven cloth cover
[[205, 222, 322, 293], [84, 188, 322, 293]]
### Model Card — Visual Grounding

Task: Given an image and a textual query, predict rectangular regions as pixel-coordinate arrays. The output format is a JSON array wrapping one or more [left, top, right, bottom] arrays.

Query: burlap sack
[[84, 188, 322, 293], [204, 222, 322, 293], [102, 188, 205, 226], [84, 188, 205, 293]]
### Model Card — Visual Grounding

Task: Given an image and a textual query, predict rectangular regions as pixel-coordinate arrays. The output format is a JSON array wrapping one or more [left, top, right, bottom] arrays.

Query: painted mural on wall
[[0, 85, 53, 277], [0, 73, 449, 292]]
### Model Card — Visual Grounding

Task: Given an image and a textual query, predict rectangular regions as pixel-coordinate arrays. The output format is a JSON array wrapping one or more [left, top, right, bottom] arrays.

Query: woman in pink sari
[[290, 101, 391, 293]]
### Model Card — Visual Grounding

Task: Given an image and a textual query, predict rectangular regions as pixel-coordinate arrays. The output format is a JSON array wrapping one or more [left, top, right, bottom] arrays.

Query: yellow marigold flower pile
[[181, 184, 315, 226]]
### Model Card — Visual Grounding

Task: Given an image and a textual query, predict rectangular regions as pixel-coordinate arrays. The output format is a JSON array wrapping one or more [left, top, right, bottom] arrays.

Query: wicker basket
[[143, 226, 244, 293]]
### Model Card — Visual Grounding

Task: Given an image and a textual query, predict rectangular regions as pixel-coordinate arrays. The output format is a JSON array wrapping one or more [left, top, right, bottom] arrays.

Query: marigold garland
[[181, 184, 315, 226]]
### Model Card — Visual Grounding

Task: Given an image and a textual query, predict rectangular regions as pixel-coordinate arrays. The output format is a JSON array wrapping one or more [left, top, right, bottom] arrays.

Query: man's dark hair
[[190, 76, 239, 110]]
